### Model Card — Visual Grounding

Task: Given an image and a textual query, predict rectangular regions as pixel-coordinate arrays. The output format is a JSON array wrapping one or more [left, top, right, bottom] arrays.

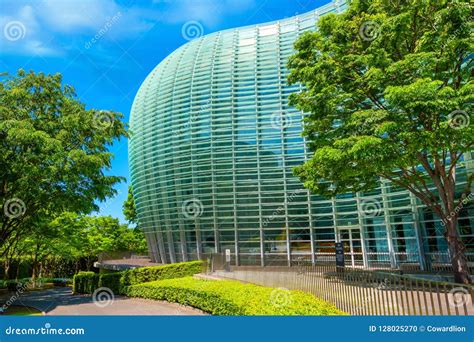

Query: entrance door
[[338, 227, 364, 267]]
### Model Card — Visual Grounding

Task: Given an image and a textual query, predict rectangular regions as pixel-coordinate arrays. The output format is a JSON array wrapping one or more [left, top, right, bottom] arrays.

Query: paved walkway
[[0, 287, 206, 316]]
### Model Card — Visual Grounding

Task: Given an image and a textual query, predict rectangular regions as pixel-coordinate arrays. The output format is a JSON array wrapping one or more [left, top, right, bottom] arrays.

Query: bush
[[51, 278, 71, 287], [5, 279, 30, 292], [0, 277, 71, 291], [0, 256, 97, 279], [98, 273, 122, 294], [34, 277, 72, 285], [6, 280, 20, 292], [72, 272, 99, 294], [72, 261, 205, 295], [126, 277, 345, 316], [121, 261, 204, 288]]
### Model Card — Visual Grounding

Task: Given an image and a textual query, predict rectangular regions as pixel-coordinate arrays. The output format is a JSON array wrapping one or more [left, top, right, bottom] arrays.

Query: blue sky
[[0, 0, 331, 223]]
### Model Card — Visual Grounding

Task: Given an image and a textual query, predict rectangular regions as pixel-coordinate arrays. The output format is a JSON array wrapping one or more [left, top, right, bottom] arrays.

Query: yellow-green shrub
[[72, 272, 99, 294], [73, 261, 205, 294], [120, 260, 204, 288], [98, 272, 122, 294], [126, 277, 345, 316]]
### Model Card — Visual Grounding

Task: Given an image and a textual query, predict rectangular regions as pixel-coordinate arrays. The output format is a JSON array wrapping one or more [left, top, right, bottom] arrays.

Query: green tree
[[0, 70, 127, 251], [0, 211, 148, 279], [51, 213, 147, 261], [122, 186, 147, 254], [123, 185, 137, 224], [288, 0, 473, 283], [116, 226, 148, 254]]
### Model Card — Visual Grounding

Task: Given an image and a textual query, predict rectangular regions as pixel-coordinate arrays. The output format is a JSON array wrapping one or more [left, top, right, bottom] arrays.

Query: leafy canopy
[[123, 185, 137, 225], [288, 0, 473, 213], [4, 213, 148, 266], [0, 70, 128, 246], [49, 213, 148, 258]]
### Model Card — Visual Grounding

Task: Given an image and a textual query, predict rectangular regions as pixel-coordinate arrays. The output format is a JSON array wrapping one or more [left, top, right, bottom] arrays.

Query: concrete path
[[1, 287, 206, 316]]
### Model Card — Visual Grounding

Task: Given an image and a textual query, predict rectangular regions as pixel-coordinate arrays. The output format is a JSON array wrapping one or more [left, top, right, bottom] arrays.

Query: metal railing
[[206, 251, 474, 274], [208, 254, 473, 316]]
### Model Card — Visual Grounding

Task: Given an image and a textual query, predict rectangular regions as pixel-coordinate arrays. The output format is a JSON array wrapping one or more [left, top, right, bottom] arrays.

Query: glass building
[[129, 0, 473, 269]]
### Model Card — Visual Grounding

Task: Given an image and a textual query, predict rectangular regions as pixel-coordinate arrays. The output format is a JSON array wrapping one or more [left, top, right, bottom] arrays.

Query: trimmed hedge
[[121, 261, 204, 288], [72, 272, 99, 294], [98, 273, 123, 294], [72, 261, 204, 295], [4, 279, 31, 291], [126, 277, 345, 316], [0, 278, 71, 291]]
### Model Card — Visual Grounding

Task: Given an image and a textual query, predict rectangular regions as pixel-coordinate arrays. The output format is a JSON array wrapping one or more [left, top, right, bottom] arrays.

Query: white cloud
[[33, 0, 158, 37], [0, 0, 145, 56], [0, 4, 37, 36], [24, 39, 59, 56], [37, 0, 121, 32], [151, 0, 256, 27], [0, 0, 257, 57], [0, 4, 62, 56]]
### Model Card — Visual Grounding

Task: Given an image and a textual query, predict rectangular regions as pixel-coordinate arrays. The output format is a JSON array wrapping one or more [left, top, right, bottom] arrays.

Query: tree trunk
[[31, 255, 39, 281], [3, 260, 10, 280], [446, 219, 471, 284], [31, 263, 38, 281]]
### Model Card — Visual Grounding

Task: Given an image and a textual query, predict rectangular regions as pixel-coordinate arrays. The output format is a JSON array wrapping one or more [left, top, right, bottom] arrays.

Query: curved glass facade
[[129, 1, 473, 268]]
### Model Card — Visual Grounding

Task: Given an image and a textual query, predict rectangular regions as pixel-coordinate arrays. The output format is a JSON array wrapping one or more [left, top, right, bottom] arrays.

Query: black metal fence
[[208, 254, 473, 316], [222, 252, 474, 275]]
